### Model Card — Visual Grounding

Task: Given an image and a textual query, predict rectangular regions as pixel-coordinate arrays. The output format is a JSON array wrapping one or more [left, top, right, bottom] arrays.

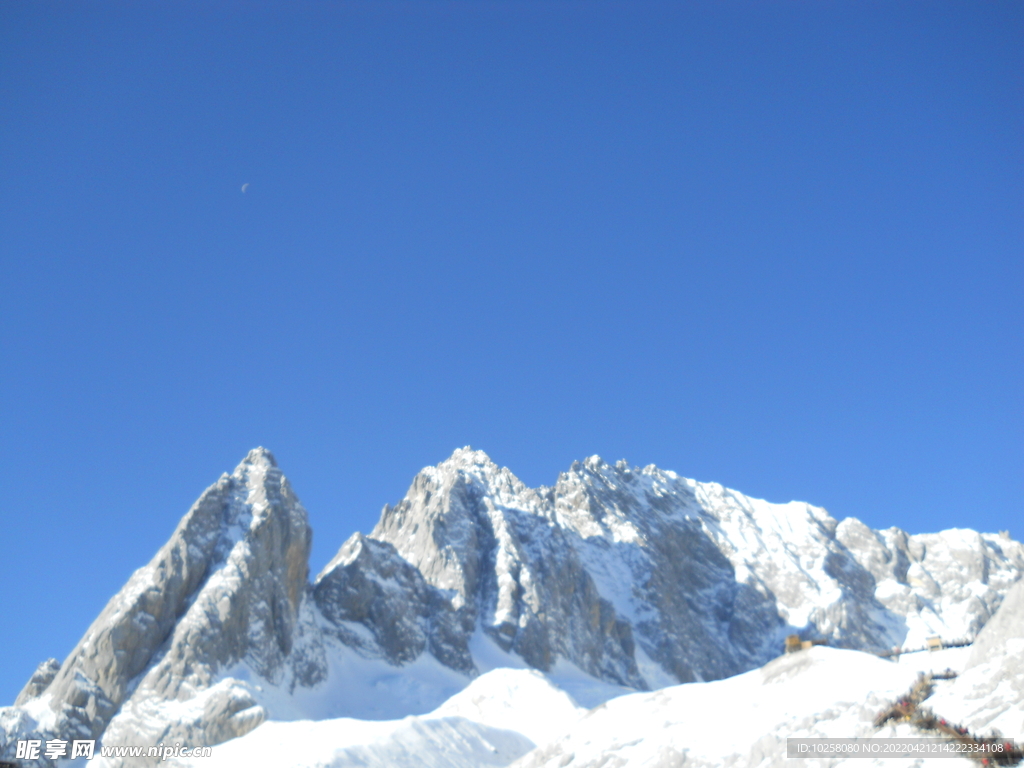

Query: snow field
[[180, 668, 585, 768]]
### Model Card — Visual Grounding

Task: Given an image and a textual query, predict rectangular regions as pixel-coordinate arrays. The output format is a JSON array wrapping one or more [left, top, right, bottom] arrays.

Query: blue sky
[[1, 2, 1020, 705]]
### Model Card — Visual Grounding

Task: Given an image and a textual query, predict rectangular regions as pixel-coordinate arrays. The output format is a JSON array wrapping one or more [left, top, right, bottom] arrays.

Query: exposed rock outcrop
[[314, 533, 475, 674], [14, 660, 60, 708]]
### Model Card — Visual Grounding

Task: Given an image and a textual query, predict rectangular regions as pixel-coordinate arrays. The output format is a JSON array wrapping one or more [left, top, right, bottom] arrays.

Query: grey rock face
[[370, 456, 645, 687], [839, 520, 1022, 640], [550, 459, 786, 683], [314, 533, 475, 674], [14, 660, 60, 707], [99, 447, 317, 760]]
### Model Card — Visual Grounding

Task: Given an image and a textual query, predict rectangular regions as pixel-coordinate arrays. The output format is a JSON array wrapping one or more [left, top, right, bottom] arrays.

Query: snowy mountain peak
[[438, 446, 500, 471], [421, 447, 535, 503], [0, 453, 317, 766], [237, 446, 278, 471]]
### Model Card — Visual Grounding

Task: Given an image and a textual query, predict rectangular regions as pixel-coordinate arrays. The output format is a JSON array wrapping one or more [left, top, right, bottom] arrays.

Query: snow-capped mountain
[[2, 447, 1021, 767]]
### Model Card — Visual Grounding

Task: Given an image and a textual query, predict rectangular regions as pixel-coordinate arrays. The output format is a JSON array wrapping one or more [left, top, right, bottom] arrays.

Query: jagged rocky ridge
[[2, 447, 1022, 767]]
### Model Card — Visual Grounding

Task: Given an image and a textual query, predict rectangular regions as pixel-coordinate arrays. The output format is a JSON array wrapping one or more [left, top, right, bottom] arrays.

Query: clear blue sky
[[1, 2, 1020, 705]]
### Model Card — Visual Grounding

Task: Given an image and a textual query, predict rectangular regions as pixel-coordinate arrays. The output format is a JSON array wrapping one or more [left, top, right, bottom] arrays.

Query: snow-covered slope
[[2, 447, 1021, 767], [515, 578, 1024, 768], [195, 716, 531, 768], [183, 668, 585, 768], [429, 668, 586, 746], [515, 646, 921, 768], [176, 580, 1023, 768], [926, 577, 1024, 738]]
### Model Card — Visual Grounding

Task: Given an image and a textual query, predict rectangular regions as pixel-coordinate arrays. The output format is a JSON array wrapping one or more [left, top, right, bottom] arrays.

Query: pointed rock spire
[[12, 449, 318, 765]]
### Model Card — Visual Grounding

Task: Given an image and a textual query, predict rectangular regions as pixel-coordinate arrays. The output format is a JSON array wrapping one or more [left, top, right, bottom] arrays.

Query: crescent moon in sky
[[241, 183, 249, 193]]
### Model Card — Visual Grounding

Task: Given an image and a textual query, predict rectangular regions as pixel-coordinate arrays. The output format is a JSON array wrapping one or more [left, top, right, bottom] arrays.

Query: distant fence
[[876, 637, 972, 658]]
